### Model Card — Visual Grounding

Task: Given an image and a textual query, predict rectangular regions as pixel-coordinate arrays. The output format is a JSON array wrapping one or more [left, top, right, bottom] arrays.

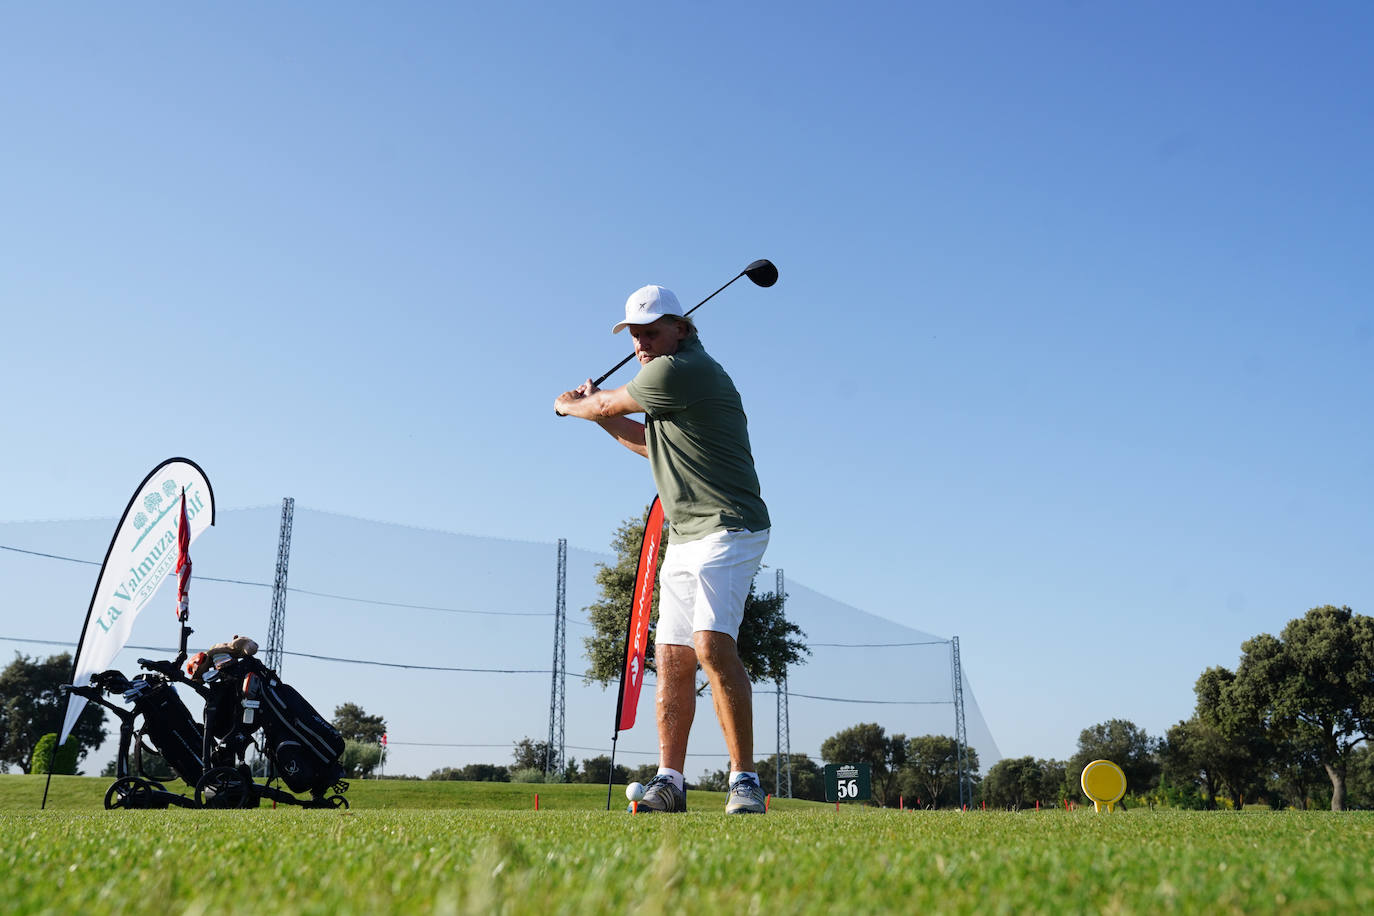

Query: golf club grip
[[555, 352, 638, 416]]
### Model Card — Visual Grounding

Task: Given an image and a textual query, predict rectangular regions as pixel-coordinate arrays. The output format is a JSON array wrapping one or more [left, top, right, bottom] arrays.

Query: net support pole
[[952, 635, 968, 808]]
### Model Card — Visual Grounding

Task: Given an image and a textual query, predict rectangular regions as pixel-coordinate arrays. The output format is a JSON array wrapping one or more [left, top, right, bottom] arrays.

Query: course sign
[[1080, 759, 1128, 812], [824, 763, 872, 803]]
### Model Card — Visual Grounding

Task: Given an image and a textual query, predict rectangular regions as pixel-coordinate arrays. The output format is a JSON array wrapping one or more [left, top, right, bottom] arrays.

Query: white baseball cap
[[612, 285, 683, 334]]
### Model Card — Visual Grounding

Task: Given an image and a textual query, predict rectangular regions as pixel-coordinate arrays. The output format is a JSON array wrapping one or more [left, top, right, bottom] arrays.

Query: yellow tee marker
[[1080, 759, 1127, 812]]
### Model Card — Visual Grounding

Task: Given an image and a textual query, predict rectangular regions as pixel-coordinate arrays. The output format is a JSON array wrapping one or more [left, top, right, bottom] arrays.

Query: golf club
[[557, 259, 778, 416]]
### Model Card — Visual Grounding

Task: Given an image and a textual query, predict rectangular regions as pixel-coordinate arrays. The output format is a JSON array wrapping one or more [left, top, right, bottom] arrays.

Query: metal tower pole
[[264, 497, 294, 675], [951, 635, 968, 808], [783, 670, 792, 798], [775, 568, 792, 798], [545, 538, 567, 780]]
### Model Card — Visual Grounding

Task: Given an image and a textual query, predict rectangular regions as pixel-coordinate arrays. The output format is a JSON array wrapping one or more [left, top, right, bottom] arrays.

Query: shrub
[[427, 764, 510, 782], [31, 734, 79, 776]]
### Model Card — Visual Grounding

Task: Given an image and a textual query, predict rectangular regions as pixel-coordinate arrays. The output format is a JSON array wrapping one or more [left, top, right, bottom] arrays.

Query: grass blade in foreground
[[3, 802, 1373, 914]]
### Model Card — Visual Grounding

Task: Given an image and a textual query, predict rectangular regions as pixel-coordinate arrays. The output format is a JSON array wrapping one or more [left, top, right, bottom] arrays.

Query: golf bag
[[256, 669, 347, 795], [122, 674, 207, 782], [201, 654, 348, 801]]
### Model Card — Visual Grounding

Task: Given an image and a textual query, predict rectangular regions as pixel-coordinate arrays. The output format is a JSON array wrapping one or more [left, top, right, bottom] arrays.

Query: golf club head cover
[[186, 651, 211, 681], [207, 635, 259, 658]]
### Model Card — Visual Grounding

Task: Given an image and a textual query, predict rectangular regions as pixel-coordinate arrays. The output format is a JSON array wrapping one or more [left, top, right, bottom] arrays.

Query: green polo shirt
[[626, 335, 770, 543]]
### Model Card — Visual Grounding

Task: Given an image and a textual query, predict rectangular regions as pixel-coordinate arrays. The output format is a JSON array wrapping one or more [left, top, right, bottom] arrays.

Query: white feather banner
[[59, 458, 214, 743]]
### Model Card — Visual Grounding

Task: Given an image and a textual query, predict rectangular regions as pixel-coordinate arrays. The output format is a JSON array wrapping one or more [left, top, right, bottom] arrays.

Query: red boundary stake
[[765, 794, 771, 813], [535, 793, 539, 811]]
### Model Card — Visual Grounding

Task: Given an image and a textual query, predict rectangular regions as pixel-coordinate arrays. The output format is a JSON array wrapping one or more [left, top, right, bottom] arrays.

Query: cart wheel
[[195, 766, 252, 809], [105, 776, 153, 810], [324, 794, 350, 809]]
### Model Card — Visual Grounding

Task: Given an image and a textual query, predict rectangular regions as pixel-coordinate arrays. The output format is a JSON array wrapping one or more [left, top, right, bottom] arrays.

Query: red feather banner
[[615, 497, 664, 732]]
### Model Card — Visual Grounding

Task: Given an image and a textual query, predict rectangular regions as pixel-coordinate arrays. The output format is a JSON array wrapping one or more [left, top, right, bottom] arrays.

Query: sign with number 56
[[824, 763, 872, 803]]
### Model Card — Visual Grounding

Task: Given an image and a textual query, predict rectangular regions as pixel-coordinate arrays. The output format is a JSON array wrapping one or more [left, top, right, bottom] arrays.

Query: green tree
[[1347, 744, 1374, 810], [695, 768, 729, 792], [0, 653, 108, 773], [1169, 666, 1273, 808], [754, 753, 825, 802], [983, 755, 1047, 809], [627, 762, 660, 784], [820, 722, 907, 807], [341, 739, 383, 778], [332, 703, 386, 745], [1039, 759, 1069, 805], [1266, 743, 1329, 809], [1193, 667, 1267, 806], [1160, 719, 1223, 809], [900, 735, 980, 809], [582, 507, 809, 686], [1229, 605, 1374, 811], [575, 754, 630, 785], [511, 737, 553, 771], [1069, 718, 1160, 798]]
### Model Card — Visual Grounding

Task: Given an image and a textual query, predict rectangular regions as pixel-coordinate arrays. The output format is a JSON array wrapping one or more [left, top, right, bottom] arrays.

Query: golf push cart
[[66, 632, 349, 810]]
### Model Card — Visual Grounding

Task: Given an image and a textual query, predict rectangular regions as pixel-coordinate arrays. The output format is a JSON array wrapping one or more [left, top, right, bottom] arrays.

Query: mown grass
[[3, 776, 1373, 914], [3, 774, 780, 813]]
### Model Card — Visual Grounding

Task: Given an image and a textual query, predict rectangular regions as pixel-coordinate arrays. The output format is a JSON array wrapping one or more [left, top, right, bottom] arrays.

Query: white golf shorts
[[654, 527, 770, 647]]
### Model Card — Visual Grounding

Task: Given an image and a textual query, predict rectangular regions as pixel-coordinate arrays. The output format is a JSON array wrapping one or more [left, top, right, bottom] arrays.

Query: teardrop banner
[[605, 496, 665, 811], [58, 457, 215, 744], [615, 496, 665, 733]]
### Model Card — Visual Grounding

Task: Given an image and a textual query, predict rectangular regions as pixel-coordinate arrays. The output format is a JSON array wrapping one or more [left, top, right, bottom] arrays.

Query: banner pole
[[40, 756, 55, 810], [605, 732, 619, 811]]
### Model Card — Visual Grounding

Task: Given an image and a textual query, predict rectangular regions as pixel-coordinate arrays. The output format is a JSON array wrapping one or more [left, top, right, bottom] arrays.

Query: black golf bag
[[199, 654, 348, 803], [122, 674, 207, 781], [254, 669, 347, 795]]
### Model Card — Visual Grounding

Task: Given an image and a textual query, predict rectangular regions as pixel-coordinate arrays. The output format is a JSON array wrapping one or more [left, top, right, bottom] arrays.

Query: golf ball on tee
[[626, 782, 645, 801]]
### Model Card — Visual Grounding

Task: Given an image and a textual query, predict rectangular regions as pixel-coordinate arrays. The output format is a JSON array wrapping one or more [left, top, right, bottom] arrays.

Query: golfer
[[555, 284, 771, 815]]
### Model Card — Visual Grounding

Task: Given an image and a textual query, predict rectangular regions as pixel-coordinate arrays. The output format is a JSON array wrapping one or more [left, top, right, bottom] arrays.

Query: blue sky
[[2, 2, 1370, 767]]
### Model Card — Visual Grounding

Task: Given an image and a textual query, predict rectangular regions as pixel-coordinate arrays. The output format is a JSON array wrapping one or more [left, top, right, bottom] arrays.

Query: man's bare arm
[[555, 381, 649, 457]]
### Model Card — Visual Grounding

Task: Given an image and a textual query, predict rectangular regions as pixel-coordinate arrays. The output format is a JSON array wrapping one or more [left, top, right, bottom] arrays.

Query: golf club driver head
[[743, 259, 778, 288]]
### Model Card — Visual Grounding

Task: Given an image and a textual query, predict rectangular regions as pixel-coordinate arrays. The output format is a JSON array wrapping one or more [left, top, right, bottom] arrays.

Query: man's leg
[[654, 643, 698, 773], [623, 642, 696, 813], [693, 631, 752, 772]]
